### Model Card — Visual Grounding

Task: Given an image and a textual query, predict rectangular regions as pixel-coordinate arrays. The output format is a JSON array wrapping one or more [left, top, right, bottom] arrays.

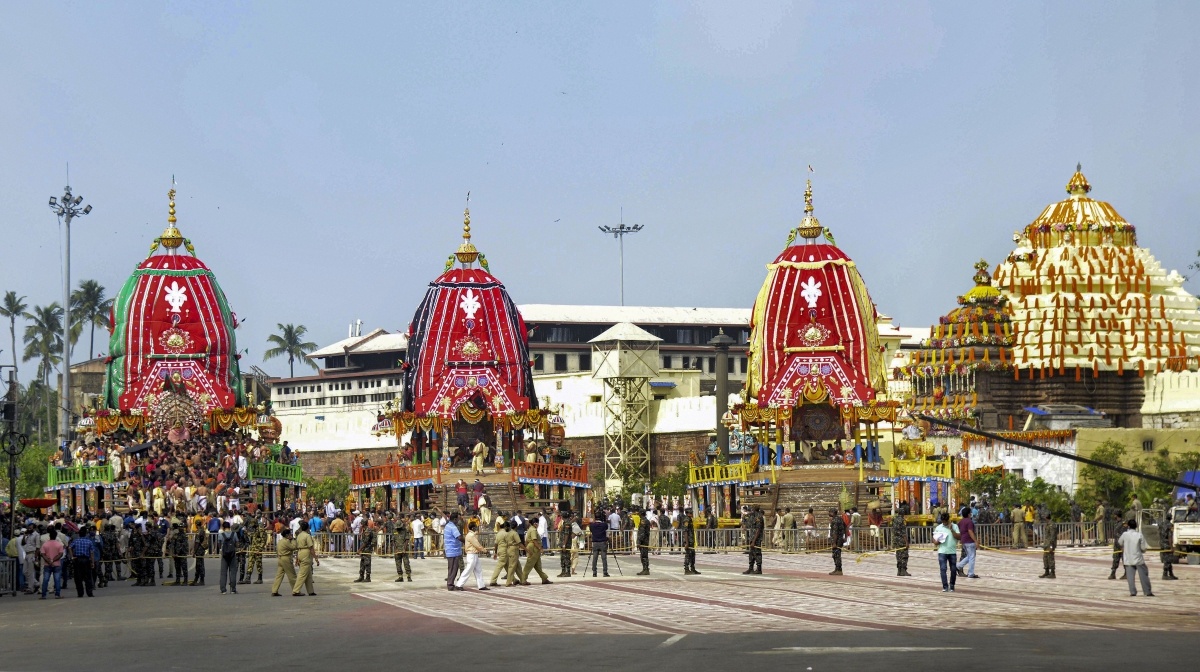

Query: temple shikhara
[[899, 167, 1200, 433]]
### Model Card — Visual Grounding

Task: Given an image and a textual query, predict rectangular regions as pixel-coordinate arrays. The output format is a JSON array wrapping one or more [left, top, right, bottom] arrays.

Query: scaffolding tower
[[590, 322, 660, 491]]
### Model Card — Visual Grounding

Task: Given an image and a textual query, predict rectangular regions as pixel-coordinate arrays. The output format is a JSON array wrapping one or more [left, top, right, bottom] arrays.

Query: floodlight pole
[[49, 185, 92, 449], [597, 209, 644, 306]]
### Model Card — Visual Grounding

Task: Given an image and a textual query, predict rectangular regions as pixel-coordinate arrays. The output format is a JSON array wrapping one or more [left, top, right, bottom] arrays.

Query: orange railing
[[510, 461, 588, 485], [351, 462, 440, 486]]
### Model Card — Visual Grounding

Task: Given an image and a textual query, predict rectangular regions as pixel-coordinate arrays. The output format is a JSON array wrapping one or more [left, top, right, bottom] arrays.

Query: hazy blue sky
[[2, 2, 1198, 380]]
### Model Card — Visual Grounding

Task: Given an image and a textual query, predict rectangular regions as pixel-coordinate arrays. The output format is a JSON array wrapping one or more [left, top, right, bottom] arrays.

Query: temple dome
[[402, 207, 537, 419], [995, 169, 1200, 377], [744, 180, 886, 408], [103, 189, 245, 421]]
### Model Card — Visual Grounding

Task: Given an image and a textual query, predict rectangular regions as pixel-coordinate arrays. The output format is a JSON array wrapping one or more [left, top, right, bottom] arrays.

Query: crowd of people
[[51, 434, 301, 515]]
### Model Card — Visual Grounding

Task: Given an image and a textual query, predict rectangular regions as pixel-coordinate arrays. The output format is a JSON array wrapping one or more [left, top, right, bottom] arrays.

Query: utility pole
[[708, 329, 735, 462], [49, 185, 93, 449], [2, 369, 27, 537], [597, 208, 644, 306]]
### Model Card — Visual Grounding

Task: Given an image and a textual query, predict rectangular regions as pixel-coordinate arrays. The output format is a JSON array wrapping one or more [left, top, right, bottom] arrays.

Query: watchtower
[[590, 322, 660, 491]]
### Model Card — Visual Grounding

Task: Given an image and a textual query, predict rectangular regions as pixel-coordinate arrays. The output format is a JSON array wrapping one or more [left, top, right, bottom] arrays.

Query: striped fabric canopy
[[403, 267, 536, 419], [745, 241, 885, 408], [104, 251, 245, 414]]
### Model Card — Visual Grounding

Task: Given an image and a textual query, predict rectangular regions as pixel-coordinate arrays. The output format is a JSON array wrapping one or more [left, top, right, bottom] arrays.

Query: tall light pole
[[597, 209, 643, 306], [49, 185, 92, 449]]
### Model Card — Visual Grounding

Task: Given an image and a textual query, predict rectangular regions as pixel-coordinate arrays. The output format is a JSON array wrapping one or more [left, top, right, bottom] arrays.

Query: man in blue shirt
[[443, 512, 463, 591], [68, 529, 97, 598], [309, 513, 323, 534]]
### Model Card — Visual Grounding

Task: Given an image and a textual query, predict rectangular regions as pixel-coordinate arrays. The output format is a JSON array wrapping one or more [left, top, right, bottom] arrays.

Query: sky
[[1, 1, 1198, 381]]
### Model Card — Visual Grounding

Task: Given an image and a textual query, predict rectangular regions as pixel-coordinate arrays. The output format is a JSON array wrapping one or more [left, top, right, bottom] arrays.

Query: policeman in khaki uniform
[[520, 515, 552, 585], [489, 521, 515, 586], [292, 521, 319, 596], [272, 528, 297, 596]]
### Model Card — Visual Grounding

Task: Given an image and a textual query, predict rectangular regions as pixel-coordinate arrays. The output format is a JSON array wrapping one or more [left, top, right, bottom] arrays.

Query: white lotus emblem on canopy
[[459, 289, 482, 319], [800, 277, 823, 308], [163, 281, 188, 313]]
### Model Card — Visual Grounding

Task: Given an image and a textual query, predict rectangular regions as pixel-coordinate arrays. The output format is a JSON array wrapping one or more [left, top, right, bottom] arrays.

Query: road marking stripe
[[756, 647, 972, 654], [659, 634, 686, 648]]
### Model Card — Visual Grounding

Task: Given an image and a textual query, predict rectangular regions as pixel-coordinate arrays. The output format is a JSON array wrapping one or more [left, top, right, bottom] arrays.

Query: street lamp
[[48, 185, 92, 449], [597, 209, 644, 306]]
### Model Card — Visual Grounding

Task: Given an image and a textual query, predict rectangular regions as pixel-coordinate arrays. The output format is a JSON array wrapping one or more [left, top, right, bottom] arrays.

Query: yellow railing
[[888, 456, 953, 480], [688, 462, 753, 485]]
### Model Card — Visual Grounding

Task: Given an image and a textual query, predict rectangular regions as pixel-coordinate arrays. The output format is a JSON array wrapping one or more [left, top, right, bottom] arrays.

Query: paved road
[[1, 545, 1195, 670]]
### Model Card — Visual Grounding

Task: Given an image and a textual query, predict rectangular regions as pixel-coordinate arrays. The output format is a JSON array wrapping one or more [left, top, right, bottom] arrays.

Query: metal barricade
[[0, 557, 18, 596]]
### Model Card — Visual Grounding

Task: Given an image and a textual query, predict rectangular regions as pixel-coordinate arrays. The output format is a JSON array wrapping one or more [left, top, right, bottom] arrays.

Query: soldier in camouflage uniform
[[235, 522, 251, 584], [1161, 516, 1178, 580], [246, 518, 269, 584], [742, 505, 764, 574], [355, 523, 376, 582], [560, 512, 576, 578], [1039, 511, 1057, 579], [681, 507, 699, 575], [101, 524, 119, 584], [829, 508, 847, 576], [892, 511, 911, 576], [190, 522, 207, 585], [1107, 535, 1124, 580], [393, 515, 413, 582], [635, 511, 651, 575], [131, 526, 153, 586], [168, 523, 190, 585]]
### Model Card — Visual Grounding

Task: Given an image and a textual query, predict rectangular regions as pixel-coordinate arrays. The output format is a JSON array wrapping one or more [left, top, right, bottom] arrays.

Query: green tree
[[70, 279, 112, 360], [650, 466, 689, 497], [15, 440, 53, 498], [264, 323, 319, 378], [0, 291, 27, 380], [957, 470, 1068, 517], [1076, 440, 1133, 510], [611, 460, 648, 503], [306, 469, 351, 507], [22, 303, 63, 446], [1132, 449, 1200, 507]]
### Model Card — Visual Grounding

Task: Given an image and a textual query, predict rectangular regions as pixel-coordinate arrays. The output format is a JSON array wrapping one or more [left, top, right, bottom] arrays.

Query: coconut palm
[[0, 291, 27, 381], [70, 279, 113, 360], [264, 323, 319, 378], [22, 303, 63, 445]]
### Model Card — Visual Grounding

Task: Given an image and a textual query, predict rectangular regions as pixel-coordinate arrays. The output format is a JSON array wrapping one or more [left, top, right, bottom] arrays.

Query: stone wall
[[300, 448, 394, 480], [650, 431, 709, 478], [740, 481, 891, 526]]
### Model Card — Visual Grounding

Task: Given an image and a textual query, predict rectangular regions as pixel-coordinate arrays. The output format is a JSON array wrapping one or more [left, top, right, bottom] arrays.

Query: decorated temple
[[352, 205, 586, 512], [987, 166, 1200, 428], [690, 180, 921, 520], [898, 259, 1015, 429]]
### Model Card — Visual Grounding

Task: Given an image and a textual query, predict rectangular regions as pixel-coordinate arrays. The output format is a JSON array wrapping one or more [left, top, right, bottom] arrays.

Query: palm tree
[[0, 291, 27, 381], [264, 323, 319, 378], [70, 279, 113, 360], [23, 303, 63, 445]]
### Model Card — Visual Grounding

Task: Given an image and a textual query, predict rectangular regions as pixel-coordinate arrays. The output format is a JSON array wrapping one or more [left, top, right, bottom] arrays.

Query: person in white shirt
[[537, 513, 550, 553], [1117, 519, 1153, 597], [411, 515, 426, 559], [289, 516, 302, 536], [324, 499, 337, 520], [237, 454, 248, 480], [353, 510, 367, 551]]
